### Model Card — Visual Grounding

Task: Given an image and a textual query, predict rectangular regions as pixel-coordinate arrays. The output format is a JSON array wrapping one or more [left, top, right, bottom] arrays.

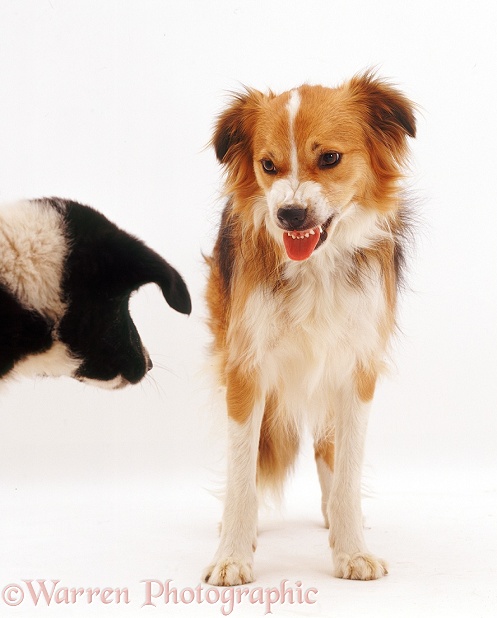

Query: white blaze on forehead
[[286, 89, 301, 182], [265, 88, 333, 237]]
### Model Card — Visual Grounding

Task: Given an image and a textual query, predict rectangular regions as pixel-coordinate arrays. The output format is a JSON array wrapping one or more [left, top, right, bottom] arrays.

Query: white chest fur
[[229, 248, 386, 435]]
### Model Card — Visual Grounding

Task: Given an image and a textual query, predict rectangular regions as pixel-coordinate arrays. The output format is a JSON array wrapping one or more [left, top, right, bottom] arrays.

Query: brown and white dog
[[204, 72, 416, 585]]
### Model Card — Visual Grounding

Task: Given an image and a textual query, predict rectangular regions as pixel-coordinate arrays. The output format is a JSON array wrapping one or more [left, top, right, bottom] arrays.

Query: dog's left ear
[[346, 71, 416, 161], [62, 202, 192, 314], [126, 240, 192, 315]]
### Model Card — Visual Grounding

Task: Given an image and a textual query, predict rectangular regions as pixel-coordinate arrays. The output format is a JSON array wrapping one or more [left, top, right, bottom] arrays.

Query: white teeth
[[286, 230, 315, 239], [285, 226, 324, 241]]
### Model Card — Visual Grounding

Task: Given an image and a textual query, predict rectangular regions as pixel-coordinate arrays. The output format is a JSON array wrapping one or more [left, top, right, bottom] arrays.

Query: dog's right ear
[[212, 88, 267, 165], [212, 89, 268, 196]]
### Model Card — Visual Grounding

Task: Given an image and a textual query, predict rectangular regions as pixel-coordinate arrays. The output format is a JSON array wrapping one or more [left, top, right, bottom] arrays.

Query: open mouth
[[282, 216, 333, 261]]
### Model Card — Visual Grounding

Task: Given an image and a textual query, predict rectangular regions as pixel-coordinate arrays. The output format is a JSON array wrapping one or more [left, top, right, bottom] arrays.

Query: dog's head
[[212, 72, 416, 261], [0, 199, 191, 388]]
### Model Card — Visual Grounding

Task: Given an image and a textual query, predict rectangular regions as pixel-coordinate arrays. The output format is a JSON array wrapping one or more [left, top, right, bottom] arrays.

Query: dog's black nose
[[277, 207, 307, 229], [146, 355, 153, 371]]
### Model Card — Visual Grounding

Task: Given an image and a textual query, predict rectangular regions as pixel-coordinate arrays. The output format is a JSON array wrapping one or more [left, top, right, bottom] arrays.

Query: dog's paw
[[203, 557, 254, 587], [333, 552, 388, 580]]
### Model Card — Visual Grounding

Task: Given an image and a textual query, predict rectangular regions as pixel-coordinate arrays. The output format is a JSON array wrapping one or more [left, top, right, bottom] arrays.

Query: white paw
[[333, 552, 388, 580], [203, 557, 255, 586]]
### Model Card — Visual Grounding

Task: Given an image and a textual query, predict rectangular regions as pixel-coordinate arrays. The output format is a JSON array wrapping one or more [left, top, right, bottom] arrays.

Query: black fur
[[57, 199, 191, 383], [217, 201, 236, 296], [0, 285, 53, 378], [1, 198, 191, 385], [393, 201, 415, 292]]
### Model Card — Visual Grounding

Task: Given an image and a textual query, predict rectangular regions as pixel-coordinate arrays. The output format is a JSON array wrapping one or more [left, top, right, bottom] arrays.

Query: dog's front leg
[[328, 386, 388, 580], [203, 369, 264, 586]]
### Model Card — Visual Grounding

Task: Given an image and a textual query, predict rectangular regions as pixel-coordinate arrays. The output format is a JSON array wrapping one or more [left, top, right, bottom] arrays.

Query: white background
[[0, 1, 496, 616]]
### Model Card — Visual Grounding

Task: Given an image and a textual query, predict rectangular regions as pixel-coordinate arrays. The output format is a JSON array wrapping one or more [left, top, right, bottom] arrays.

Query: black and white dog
[[0, 197, 191, 388]]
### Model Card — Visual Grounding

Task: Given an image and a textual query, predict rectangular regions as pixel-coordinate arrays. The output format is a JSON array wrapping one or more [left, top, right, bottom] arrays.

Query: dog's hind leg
[[314, 437, 334, 528], [257, 392, 300, 499]]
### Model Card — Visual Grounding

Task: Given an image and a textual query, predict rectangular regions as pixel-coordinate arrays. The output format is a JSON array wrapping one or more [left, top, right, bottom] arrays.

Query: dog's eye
[[261, 159, 277, 174], [319, 152, 341, 168]]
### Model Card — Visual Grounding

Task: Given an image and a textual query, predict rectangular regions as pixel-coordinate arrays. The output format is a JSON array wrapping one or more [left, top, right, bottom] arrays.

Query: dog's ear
[[346, 71, 416, 161], [62, 202, 192, 315], [212, 88, 268, 164], [96, 237, 192, 316], [344, 71, 417, 210], [211, 89, 268, 196], [128, 242, 192, 315], [108, 233, 191, 314]]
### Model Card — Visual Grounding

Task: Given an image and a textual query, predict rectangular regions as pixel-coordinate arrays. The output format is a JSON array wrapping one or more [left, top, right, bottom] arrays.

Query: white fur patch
[[204, 406, 265, 586], [10, 342, 131, 388], [316, 455, 333, 527], [265, 178, 333, 240], [81, 376, 130, 390], [0, 200, 67, 321], [233, 244, 386, 439], [286, 89, 301, 181], [11, 341, 80, 379]]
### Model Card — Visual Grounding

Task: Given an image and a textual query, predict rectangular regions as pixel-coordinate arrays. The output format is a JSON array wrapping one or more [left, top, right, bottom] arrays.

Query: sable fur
[[204, 72, 416, 585]]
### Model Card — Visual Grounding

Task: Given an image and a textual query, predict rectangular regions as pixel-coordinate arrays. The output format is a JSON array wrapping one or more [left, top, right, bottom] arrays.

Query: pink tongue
[[282, 228, 320, 261]]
